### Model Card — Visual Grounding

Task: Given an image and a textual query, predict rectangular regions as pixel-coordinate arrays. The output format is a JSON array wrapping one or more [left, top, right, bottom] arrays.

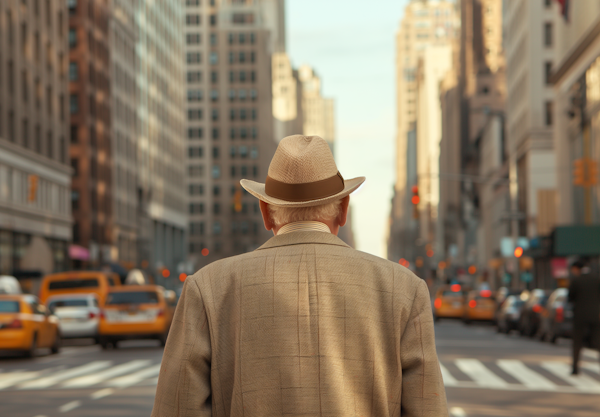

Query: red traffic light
[[514, 247, 524, 258], [411, 195, 420, 205], [411, 185, 419, 194]]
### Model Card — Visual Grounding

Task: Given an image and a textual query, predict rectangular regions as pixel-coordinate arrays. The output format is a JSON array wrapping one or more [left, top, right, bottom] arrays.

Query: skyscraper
[[0, 0, 71, 276], [184, 0, 280, 267]]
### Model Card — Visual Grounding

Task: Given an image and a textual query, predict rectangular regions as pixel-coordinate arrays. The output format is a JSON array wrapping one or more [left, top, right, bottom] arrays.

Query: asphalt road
[[0, 321, 598, 416]]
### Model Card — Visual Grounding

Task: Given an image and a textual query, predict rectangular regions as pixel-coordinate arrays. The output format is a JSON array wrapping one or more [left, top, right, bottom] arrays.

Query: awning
[[553, 225, 600, 256], [69, 245, 90, 261]]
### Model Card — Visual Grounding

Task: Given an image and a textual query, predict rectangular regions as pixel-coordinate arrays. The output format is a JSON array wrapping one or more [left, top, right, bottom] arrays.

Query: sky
[[286, 0, 408, 258]]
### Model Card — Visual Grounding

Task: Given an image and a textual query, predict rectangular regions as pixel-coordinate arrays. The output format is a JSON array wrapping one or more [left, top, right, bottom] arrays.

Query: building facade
[[137, 0, 188, 277], [184, 0, 279, 268], [0, 0, 71, 279]]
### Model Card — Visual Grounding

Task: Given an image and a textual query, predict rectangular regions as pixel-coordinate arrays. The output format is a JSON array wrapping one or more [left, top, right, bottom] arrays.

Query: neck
[[273, 219, 338, 236]]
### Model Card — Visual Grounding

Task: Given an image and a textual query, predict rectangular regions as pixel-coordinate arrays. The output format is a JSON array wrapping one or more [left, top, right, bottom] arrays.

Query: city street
[[0, 321, 598, 416]]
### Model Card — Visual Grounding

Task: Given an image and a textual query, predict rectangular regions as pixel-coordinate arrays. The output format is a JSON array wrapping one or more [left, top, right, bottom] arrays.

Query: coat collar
[[256, 231, 351, 251]]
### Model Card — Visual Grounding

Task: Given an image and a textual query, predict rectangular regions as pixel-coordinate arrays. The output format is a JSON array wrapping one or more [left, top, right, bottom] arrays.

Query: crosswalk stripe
[[439, 363, 459, 386], [61, 360, 151, 388], [19, 361, 112, 389], [107, 364, 162, 388], [496, 359, 557, 390], [541, 361, 600, 392], [0, 368, 58, 390], [455, 359, 508, 388], [581, 362, 600, 375]]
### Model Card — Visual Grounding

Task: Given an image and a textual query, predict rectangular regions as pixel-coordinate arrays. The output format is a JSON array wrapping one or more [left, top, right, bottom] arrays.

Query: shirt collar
[[276, 221, 332, 236]]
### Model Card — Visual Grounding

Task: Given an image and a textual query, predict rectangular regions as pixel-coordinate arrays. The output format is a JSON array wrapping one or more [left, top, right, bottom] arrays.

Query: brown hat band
[[265, 172, 345, 202]]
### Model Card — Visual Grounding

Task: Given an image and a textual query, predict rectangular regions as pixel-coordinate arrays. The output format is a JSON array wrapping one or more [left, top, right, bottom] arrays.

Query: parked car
[[433, 284, 466, 321], [518, 289, 550, 337], [47, 294, 101, 342], [463, 289, 496, 323], [98, 285, 174, 349], [538, 287, 573, 343], [39, 271, 120, 306], [0, 294, 60, 357], [494, 288, 524, 324], [496, 295, 525, 333]]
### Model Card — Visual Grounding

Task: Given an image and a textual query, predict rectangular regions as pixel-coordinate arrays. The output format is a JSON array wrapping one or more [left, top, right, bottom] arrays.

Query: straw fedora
[[240, 135, 365, 208]]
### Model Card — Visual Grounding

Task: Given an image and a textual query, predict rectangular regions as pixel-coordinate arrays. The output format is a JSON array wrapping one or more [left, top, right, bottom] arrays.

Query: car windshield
[[48, 299, 89, 311], [48, 279, 99, 290], [106, 291, 159, 305], [0, 300, 20, 312], [442, 290, 463, 297]]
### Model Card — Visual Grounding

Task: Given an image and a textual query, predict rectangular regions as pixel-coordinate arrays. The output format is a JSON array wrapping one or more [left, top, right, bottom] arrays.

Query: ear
[[259, 200, 274, 231], [338, 196, 350, 227]]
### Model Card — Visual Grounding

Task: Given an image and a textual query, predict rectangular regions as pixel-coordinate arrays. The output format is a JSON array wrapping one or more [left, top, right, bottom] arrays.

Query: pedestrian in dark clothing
[[568, 259, 600, 375]]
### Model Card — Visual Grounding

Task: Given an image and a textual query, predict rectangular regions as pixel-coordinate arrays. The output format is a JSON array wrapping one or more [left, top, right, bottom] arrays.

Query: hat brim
[[240, 177, 365, 208]]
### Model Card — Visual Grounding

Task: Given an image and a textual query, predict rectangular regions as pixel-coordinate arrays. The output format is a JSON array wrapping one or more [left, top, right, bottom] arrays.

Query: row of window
[[189, 184, 251, 197], [186, 14, 217, 26], [188, 145, 259, 159], [187, 88, 258, 102], [185, 32, 256, 47], [186, 70, 257, 85], [188, 127, 259, 140], [186, 51, 258, 66], [189, 202, 260, 217], [188, 164, 259, 179], [189, 220, 260, 236]]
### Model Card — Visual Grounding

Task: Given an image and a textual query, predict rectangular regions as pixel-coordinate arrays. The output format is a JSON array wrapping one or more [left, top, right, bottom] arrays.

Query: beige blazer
[[152, 231, 448, 416]]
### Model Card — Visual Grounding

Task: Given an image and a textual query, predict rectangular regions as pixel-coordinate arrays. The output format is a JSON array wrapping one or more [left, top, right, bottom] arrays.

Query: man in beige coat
[[152, 135, 448, 416]]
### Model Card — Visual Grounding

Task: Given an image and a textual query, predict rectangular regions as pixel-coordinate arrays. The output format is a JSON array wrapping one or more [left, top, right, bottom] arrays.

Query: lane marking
[[0, 367, 62, 390], [62, 360, 150, 388], [583, 348, 597, 361], [107, 364, 162, 388], [58, 401, 82, 413], [541, 361, 600, 393], [496, 359, 557, 391], [439, 363, 459, 386], [455, 359, 509, 388], [581, 361, 600, 374], [450, 407, 467, 417], [91, 388, 115, 399], [19, 361, 112, 389]]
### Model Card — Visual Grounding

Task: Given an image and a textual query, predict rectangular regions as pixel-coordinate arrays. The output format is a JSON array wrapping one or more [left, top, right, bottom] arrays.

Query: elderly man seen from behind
[[152, 134, 448, 416]]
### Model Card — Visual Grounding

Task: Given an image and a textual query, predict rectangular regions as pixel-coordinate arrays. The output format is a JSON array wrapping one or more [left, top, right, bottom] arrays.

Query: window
[[544, 22, 553, 47], [187, 52, 201, 64], [189, 203, 204, 214], [70, 125, 78, 143], [229, 33, 234, 44], [187, 89, 203, 101], [186, 33, 201, 44], [188, 128, 203, 139], [211, 71, 218, 83], [69, 62, 78, 80], [229, 89, 236, 100], [545, 101, 553, 126], [210, 52, 218, 65], [212, 128, 219, 140], [252, 166, 258, 177], [239, 71, 246, 82], [232, 13, 254, 24], [239, 145, 248, 158], [213, 203, 221, 215], [187, 71, 202, 83], [250, 89, 257, 100], [230, 146, 236, 157], [239, 52, 246, 63], [544, 0, 552, 7], [71, 190, 79, 210], [240, 109, 247, 120], [210, 33, 217, 46], [230, 128, 236, 139], [211, 89, 218, 101], [250, 146, 258, 159], [250, 33, 255, 44], [231, 166, 236, 177], [210, 14, 217, 26], [545, 61, 552, 84], [69, 94, 78, 114], [251, 71, 256, 83], [186, 14, 200, 25], [251, 127, 257, 139], [188, 109, 202, 120], [251, 108, 257, 120], [211, 165, 221, 178], [239, 89, 247, 100], [190, 222, 204, 236], [188, 146, 203, 158], [229, 52, 235, 64], [239, 33, 246, 44], [213, 185, 220, 196], [68, 29, 77, 47], [240, 127, 248, 139], [213, 147, 220, 159], [211, 109, 219, 121], [71, 158, 78, 175], [213, 222, 222, 235], [68, 0, 77, 13], [188, 165, 205, 177], [241, 166, 248, 176], [189, 184, 204, 195], [250, 52, 255, 63], [186, 0, 200, 6]]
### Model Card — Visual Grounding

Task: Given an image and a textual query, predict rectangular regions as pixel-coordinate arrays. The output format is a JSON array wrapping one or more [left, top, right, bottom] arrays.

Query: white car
[[47, 294, 100, 341]]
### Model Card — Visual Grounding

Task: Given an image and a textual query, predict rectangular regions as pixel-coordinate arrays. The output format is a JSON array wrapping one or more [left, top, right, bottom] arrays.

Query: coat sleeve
[[400, 279, 448, 417], [151, 276, 212, 417]]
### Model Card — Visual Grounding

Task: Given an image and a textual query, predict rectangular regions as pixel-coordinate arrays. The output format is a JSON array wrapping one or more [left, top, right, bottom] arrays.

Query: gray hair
[[268, 199, 343, 228]]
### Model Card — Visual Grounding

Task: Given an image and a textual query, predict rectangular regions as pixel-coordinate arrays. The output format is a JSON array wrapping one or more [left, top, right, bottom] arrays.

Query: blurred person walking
[[152, 135, 448, 416], [568, 258, 600, 375]]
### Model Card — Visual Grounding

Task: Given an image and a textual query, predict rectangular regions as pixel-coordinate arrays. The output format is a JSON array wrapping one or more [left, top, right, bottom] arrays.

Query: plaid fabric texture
[[151, 232, 448, 417]]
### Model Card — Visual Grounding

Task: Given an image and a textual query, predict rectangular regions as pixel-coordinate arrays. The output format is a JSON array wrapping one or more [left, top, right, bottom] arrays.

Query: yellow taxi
[[98, 285, 174, 349], [463, 289, 497, 323], [0, 294, 60, 357], [433, 284, 466, 320], [39, 271, 120, 306]]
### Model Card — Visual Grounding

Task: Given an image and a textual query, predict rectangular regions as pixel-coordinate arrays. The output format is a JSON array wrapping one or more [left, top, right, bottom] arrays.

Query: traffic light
[[28, 175, 39, 202], [587, 159, 598, 186], [573, 159, 585, 186], [514, 246, 524, 258], [411, 185, 419, 219]]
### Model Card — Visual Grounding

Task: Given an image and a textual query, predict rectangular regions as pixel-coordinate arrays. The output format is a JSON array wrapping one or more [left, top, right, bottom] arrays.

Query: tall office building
[[110, 0, 138, 268], [272, 52, 303, 140], [184, 0, 280, 267], [388, 0, 458, 263], [137, 0, 188, 275], [0, 1, 71, 277]]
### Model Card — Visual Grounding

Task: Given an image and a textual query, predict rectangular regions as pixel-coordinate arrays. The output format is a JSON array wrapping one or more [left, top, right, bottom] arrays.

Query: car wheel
[[50, 331, 61, 354], [24, 333, 38, 358]]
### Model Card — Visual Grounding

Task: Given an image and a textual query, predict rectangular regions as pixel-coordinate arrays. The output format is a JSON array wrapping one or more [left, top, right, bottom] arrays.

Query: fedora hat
[[240, 135, 365, 208]]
